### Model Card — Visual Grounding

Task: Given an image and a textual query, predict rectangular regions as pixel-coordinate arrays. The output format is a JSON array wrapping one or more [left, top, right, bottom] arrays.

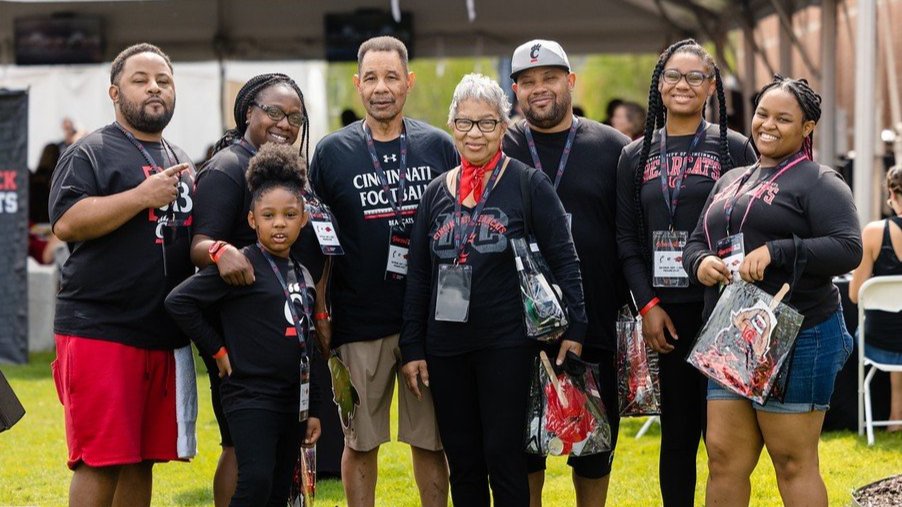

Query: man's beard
[[120, 96, 175, 134], [523, 95, 571, 129]]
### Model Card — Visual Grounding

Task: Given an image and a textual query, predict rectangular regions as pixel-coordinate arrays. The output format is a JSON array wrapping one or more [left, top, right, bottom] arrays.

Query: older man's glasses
[[251, 102, 306, 128], [661, 69, 712, 87], [453, 118, 502, 133]]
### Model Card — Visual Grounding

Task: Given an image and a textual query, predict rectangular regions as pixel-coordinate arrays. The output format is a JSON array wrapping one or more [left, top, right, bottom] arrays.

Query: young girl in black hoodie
[[166, 143, 321, 507]]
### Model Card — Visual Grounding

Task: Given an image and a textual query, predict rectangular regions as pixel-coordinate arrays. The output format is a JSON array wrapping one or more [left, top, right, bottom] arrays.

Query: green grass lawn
[[1, 352, 900, 506]]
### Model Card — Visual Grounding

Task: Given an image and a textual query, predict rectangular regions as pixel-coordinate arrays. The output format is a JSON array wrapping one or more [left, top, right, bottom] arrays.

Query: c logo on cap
[[530, 43, 541, 61]]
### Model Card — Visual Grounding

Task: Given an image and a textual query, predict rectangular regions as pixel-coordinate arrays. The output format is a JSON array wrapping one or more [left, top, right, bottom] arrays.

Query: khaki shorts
[[336, 334, 442, 452]]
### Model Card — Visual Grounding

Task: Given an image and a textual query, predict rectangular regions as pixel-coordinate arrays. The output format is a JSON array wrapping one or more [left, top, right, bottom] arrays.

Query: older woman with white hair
[[399, 73, 587, 507]]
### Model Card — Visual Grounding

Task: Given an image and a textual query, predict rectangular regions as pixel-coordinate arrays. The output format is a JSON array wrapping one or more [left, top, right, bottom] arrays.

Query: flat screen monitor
[[325, 10, 413, 62], [14, 15, 105, 65]]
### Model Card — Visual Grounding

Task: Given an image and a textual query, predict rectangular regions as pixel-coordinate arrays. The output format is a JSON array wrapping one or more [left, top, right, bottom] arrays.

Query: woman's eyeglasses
[[661, 69, 712, 87], [252, 102, 306, 128], [453, 118, 502, 133]]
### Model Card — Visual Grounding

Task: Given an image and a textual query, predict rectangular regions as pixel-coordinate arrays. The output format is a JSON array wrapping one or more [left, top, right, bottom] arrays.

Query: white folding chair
[[857, 275, 902, 445]]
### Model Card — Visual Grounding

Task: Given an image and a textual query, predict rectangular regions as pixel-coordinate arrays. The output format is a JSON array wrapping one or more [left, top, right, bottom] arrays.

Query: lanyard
[[236, 138, 257, 156], [258, 244, 309, 352], [523, 116, 578, 190], [704, 151, 807, 247], [659, 120, 707, 228], [113, 121, 177, 171], [363, 120, 408, 223], [453, 156, 505, 263]]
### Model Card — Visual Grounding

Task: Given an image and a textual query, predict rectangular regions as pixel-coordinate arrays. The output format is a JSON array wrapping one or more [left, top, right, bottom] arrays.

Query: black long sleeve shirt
[[400, 157, 587, 362], [165, 246, 321, 417], [616, 124, 756, 309], [504, 118, 630, 351], [682, 159, 862, 327]]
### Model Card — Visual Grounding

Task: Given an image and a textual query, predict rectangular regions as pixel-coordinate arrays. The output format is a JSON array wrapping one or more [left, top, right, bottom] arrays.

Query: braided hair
[[213, 73, 310, 162], [633, 39, 734, 265], [246, 143, 308, 205], [754, 75, 822, 160]]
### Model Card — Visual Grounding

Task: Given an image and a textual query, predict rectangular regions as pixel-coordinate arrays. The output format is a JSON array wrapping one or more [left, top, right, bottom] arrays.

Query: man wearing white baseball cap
[[504, 39, 630, 507]]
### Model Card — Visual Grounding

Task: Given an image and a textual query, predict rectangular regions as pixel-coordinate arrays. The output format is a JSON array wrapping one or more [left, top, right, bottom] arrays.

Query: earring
[[246, 120, 250, 125]]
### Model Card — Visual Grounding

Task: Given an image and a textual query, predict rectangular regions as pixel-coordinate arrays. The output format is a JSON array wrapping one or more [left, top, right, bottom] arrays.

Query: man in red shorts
[[49, 43, 196, 506]]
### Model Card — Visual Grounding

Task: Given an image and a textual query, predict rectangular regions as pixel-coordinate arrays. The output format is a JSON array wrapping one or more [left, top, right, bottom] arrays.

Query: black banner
[[0, 90, 28, 364]]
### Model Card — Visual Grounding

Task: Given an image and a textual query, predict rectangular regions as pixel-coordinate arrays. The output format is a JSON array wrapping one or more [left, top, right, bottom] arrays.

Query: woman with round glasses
[[189, 73, 320, 507], [400, 73, 587, 507], [683, 75, 860, 506], [615, 39, 756, 506]]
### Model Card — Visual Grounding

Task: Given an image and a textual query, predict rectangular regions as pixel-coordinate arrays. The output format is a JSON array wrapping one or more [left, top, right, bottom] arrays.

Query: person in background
[[308, 35, 457, 507], [189, 72, 322, 507], [49, 42, 195, 507], [341, 108, 361, 127], [615, 38, 756, 506], [167, 143, 321, 507], [59, 117, 85, 152], [849, 164, 902, 432], [601, 98, 623, 126], [401, 73, 587, 507], [503, 38, 629, 507], [683, 75, 861, 506], [611, 101, 646, 140]]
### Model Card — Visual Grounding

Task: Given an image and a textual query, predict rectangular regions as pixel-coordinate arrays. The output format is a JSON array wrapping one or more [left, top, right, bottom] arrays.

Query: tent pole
[[878, 0, 902, 165], [854, 0, 878, 224], [777, 0, 793, 75], [819, 0, 837, 168], [742, 24, 757, 136]]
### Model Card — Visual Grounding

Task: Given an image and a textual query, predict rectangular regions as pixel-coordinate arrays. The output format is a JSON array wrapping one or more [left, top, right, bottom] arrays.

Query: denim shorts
[[865, 342, 902, 365], [707, 309, 854, 413]]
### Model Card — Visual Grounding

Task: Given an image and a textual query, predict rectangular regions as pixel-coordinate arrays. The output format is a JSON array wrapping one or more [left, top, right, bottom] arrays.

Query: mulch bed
[[853, 475, 902, 507]]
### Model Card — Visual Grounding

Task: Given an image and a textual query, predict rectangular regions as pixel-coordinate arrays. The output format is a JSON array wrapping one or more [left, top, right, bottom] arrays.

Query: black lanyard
[[113, 121, 177, 171], [453, 156, 505, 264], [236, 138, 257, 156], [363, 121, 408, 224], [658, 120, 707, 228], [523, 117, 578, 190], [258, 244, 309, 352]]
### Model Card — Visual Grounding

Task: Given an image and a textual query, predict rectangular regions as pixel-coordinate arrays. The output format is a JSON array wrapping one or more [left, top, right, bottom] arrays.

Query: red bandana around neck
[[458, 150, 503, 204]]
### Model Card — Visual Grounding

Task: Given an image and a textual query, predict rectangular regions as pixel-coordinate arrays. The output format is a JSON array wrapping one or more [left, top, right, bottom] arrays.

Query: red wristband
[[314, 312, 330, 321], [639, 297, 660, 317], [212, 347, 227, 359], [209, 241, 229, 264]]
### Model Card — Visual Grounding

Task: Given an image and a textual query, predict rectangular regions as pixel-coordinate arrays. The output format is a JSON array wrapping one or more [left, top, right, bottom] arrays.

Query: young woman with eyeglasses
[[615, 39, 756, 506], [400, 74, 587, 507], [188, 73, 323, 507], [682, 75, 860, 506]]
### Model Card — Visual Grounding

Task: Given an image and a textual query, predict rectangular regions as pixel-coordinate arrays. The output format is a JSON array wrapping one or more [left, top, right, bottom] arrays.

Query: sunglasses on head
[[251, 102, 306, 128]]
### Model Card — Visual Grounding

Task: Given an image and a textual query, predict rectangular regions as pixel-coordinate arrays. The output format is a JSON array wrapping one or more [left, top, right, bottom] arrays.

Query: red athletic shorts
[[52, 334, 179, 470]]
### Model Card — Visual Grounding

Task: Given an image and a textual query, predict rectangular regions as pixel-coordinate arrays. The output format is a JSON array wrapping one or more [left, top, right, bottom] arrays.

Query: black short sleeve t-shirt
[[504, 118, 630, 351], [165, 246, 320, 416], [49, 123, 196, 350], [193, 142, 324, 281], [309, 118, 459, 347], [616, 124, 756, 308]]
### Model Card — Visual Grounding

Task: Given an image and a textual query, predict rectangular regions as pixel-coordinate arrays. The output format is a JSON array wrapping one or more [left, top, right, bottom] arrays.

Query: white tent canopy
[[0, 0, 883, 224]]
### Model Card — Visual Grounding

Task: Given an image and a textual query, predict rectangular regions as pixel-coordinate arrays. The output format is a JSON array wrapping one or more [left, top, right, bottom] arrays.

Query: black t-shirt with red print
[[683, 159, 862, 327], [308, 118, 458, 348], [616, 124, 756, 309], [49, 123, 195, 350], [165, 245, 321, 416], [400, 157, 587, 362], [193, 142, 325, 281]]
